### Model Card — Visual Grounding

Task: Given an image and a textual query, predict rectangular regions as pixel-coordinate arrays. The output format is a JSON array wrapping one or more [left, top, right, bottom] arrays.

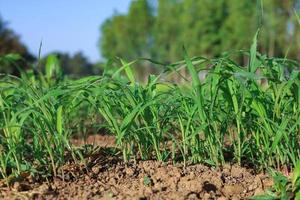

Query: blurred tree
[[100, 0, 154, 61], [127, 0, 154, 59], [181, 0, 226, 57], [260, 0, 300, 58], [152, 0, 183, 63], [100, 15, 130, 59], [0, 16, 34, 74], [99, 0, 300, 76], [289, 8, 300, 60], [221, 1, 257, 51], [67, 52, 94, 76], [100, 0, 154, 80], [219, 0, 257, 64], [41, 51, 96, 77]]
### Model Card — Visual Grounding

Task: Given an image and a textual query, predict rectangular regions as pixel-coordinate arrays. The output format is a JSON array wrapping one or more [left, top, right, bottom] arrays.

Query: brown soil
[[0, 135, 272, 200], [72, 134, 115, 147]]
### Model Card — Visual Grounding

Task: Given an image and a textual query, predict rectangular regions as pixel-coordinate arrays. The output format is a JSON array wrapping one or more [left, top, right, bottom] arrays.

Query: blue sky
[[0, 0, 132, 62]]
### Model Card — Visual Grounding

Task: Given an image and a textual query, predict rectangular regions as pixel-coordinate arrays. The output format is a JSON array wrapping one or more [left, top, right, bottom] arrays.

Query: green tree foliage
[[181, 0, 227, 57], [41, 52, 96, 77], [100, 15, 129, 59], [100, 0, 154, 61], [221, 0, 257, 53], [259, 0, 300, 58], [127, 0, 154, 59], [0, 16, 34, 74], [100, 0, 155, 80], [99, 0, 300, 67], [152, 0, 183, 62]]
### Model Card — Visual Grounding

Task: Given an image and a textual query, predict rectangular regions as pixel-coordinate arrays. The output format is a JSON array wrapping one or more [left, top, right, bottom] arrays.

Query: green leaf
[[250, 194, 278, 200], [183, 47, 206, 121], [249, 30, 260, 73], [45, 55, 60, 80], [143, 175, 152, 186], [292, 160, 300, 190], [56, 106, 63, 135], [120, 59, 136, 85], [112, 59, 137, 80], [295, 191, 300, 200], [120, 103, 143, 132], [294, 9, 300, 26], [3, 53, 22, 61]]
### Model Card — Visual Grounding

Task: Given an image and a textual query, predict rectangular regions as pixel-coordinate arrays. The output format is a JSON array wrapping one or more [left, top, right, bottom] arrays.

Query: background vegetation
[[1, 0, 300, 78], [100, 0, 300, 74]]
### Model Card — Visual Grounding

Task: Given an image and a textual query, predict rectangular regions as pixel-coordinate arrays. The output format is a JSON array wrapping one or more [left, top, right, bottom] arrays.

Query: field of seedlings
[[1, 37, 300, 199]]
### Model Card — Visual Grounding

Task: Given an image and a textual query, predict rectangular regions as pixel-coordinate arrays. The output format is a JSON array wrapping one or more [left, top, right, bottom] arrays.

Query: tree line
[[1, 0, 300, 77], [0, 16, 100, 77], [100, 0, 300, 67]]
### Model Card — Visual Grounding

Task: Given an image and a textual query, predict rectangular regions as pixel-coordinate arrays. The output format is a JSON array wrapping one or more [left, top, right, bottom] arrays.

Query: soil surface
[[72, 134, 116, 147], [0, 135, 272, 200]]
